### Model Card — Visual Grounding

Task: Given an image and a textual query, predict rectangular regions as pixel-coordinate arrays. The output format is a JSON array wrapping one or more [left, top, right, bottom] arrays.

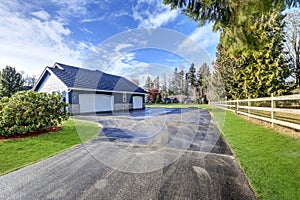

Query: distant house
[[33, 63, 147, 114]]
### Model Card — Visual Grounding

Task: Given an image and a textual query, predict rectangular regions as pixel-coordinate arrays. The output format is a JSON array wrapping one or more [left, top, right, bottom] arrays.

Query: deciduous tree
[[284, 9, 300, 87]]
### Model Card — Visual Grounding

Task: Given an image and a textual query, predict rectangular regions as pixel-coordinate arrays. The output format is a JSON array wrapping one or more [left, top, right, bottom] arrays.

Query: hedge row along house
[[33, 63, 147, 114]]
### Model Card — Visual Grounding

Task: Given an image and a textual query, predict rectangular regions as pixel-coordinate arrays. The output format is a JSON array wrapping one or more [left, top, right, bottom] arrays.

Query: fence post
[[271, 93, 275, 129], [236, 99, 239, 113], [248, 97, 250, 114]]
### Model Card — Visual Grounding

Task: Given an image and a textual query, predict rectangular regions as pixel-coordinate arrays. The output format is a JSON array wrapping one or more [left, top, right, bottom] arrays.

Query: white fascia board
[[32, 67, 50, 91], [53, 62, 65, 70]]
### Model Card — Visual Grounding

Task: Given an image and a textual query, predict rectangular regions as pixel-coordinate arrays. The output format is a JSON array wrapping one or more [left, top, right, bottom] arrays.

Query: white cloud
[[81, 16, 105, 23], [144, 9, 178, 28], [108, 52, 145, 75], [114, 44, 134, 55], [48, 0, 109, 19], [132, 0, 179, 28], [31, 10, 50, 21], [80, 27, 93, 34], [123, 62, 174, 87], [0, 1, 94, 76], [49, 0, 89, 17], [105, 52, 167, 86], [106, 51, 174, 87], [80, 9, 130, 32], [188, 24, 220, 50], [178, 23, 220, 62]]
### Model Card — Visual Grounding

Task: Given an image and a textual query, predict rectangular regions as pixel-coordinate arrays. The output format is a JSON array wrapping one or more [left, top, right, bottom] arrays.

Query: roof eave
[[32, 67, 50, 91], [69, 87, 147, 95]]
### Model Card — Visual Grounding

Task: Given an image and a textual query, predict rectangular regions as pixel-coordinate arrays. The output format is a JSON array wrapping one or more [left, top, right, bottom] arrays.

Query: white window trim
[[123, 93, 127, 102]]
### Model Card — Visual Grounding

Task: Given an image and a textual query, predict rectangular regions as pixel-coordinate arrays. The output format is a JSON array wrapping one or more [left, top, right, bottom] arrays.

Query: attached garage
[[34, 63, 148, 114], [79, 94, 114, 113], [133, 96, 143, 109]]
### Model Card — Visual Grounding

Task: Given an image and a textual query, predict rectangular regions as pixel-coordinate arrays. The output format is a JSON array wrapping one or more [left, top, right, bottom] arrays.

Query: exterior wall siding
[[37, 72, 67, 94], [68, 90, 145, 114], [114, 103, 132, 111], [68, 104, 80, 114]]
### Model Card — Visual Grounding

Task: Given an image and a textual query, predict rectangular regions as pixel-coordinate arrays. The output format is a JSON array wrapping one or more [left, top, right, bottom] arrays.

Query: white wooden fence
[[211, 94, 300, 130]]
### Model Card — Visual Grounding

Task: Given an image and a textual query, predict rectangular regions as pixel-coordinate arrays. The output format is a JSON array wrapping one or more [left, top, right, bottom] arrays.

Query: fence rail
[[211, 94, 300, 131]]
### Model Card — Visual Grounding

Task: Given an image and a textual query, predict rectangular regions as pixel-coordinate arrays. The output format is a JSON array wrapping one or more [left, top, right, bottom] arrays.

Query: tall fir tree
[[187, 63, 196, 87], [144, 75, 153, 92], [238, 10, 291, 98], [213, 44, 243, 99], [177, 69, 185, 94], [165, 0, 298, 99], [197, 63, 211, 99], [213, 5, 292, 99], [164, 0, 298, 44], [153, 76, 160, 90]]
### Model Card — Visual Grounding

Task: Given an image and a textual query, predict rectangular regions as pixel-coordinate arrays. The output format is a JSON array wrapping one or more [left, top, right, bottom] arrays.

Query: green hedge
[[0, 91, 69, 136]]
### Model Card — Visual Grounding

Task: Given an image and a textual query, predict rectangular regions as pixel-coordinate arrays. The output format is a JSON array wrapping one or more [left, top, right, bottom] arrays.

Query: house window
[[123, 93, 127, 102]]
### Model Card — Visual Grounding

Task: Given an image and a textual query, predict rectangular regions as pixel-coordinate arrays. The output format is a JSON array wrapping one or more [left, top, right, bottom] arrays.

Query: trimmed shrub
[[0, 91, 69, 136]]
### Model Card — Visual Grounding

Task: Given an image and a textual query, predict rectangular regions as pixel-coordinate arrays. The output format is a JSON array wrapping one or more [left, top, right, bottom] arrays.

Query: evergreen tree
[[211, 67, 226, 100], [166, 0, 298, 99], [0, 66, 24, 98], [187, 63, 196, 87], [239, 10, 291, 98], [160, 73, 168, 99], [212, 6, 292, 99], [197, 63, 211, 99], [183, 73, 189, 96], [170, 67, 178, 94], [164, 0, 298, 49], [144, 75, 153, 91], [178, 69, 185, 94], [213, 44, 242, 99], [167, 77, 173, 95], [161, 73, 167, 92], [153, 76, 160, 90], [171, 67, 185, 95]]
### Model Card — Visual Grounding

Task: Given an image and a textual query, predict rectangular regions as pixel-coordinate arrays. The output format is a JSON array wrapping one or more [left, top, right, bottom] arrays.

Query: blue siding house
[[33, 63, 147, 113]]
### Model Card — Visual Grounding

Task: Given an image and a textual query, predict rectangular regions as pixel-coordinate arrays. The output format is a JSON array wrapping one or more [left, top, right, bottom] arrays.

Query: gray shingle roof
[[48, 63, 147, 94]]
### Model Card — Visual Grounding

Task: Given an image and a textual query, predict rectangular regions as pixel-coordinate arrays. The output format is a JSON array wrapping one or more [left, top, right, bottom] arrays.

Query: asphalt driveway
[[0, 108, 256, 200]]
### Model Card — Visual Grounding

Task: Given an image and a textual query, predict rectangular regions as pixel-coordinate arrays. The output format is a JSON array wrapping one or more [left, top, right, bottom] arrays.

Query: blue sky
[[0, 0, 220, 82]]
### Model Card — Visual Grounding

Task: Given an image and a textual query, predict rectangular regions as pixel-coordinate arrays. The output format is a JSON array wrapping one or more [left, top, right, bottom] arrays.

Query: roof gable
[[33, 67, 68, 92], [45, 63, 147, 94]]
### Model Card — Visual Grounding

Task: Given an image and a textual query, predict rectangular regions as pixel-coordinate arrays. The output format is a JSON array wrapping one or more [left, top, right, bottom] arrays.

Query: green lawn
[[149, 104, 300, 199], [0, 119, 100, 175], [221, 111, 300, 200]]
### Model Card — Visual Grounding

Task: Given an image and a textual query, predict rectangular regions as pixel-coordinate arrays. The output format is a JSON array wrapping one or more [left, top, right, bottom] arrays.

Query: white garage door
[[133, 96, 143, 109], [79, 94, 114, 113]]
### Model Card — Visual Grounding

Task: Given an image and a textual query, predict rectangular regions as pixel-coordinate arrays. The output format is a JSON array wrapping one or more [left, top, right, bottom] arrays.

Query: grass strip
[[0, 119, 100, 175], [219, 111, 300, 200]]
